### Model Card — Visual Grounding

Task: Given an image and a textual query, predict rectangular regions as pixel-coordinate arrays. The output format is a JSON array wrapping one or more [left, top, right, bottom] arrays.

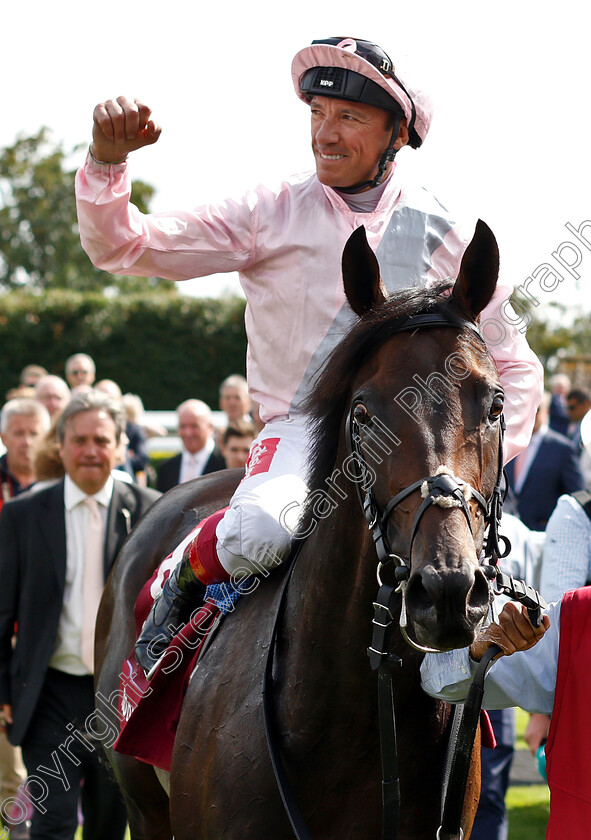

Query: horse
[[95, 219, 505, 840]]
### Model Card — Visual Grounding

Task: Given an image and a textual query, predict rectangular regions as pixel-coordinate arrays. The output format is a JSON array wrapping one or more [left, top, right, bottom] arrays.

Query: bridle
[[345, 310, 509, 840], [345, 311, 508, 652]]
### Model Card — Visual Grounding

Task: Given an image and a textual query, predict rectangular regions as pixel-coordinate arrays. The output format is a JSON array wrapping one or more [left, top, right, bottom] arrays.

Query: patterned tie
[[81, 497, 104, 672]]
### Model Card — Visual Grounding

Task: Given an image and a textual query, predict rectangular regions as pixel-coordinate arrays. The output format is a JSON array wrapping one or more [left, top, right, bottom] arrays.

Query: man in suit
[[0, 391, 160, 839], [566, 388, 591, 486], [156, 399, 226, 493], [0, 398, 51, 839], [1, 399, 50, 511], [506, 392, 585, 531], [548, 373, 571, 436]]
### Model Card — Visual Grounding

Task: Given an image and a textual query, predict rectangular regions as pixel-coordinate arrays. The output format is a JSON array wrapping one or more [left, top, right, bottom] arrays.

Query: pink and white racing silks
[[76, 156, 542, 577], [76, 154, 542, 464]]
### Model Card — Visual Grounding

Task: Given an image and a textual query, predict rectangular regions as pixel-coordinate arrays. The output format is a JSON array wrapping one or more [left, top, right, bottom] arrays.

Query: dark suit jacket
[[549, 393, 570, 437], [156, 449, 226, 493], [120, 420, 149, 478], [506, 428, 585, 530], [0, 478, 160, 745]]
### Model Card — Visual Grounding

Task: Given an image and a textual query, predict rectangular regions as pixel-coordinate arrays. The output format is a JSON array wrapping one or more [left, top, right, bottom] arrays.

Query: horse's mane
[[302, 282, 481, 517]]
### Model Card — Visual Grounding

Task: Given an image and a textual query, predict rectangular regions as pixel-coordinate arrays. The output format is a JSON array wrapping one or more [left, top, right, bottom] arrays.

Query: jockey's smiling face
[[310, 96, 408, 191]]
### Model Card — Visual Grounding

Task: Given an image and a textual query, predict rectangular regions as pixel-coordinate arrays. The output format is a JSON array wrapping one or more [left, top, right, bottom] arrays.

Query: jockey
[[75, 36, 544, 675]]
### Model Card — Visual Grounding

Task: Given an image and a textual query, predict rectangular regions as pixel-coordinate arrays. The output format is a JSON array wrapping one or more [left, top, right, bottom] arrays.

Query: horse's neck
[[284, 493, 377, 669], [276, 491, 418, 750]]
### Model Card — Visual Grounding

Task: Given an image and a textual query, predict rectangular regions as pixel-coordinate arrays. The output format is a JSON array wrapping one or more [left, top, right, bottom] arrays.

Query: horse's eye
[[489, 394, 504, 419], [353, 403, 371, 425]]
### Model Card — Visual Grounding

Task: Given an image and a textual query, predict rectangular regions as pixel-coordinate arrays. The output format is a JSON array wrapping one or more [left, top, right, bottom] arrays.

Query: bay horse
[[95, 219, 504, 839]]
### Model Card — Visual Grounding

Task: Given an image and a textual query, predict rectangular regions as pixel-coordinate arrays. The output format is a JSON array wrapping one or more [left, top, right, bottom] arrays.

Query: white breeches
[[215, 416, 310, 577]]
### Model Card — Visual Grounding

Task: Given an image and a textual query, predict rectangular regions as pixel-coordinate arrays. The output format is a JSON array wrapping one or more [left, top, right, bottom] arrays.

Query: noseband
[[345, 312, 508, 650]]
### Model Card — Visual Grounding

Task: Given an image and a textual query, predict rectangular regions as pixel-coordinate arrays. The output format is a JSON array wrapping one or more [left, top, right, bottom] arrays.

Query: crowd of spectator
[[0, 355, 254, 838]]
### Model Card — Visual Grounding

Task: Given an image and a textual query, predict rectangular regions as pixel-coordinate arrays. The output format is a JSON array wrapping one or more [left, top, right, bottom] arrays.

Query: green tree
[[0, 128, 174, 294], [0, 291, 247, 408], [527, 305, 575, 368]]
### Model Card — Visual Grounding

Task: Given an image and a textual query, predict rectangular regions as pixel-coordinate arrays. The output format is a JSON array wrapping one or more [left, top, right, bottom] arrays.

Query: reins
[[438, 568, 547, 840], [262, 545, 313, 840]]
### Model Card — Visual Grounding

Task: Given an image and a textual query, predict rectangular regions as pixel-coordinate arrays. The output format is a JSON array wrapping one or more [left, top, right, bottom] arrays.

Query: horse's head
[[306, 221, 503, 651]]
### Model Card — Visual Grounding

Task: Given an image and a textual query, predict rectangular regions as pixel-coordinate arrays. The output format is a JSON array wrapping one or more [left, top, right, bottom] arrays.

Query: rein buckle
[[367, 583, 402, 672]]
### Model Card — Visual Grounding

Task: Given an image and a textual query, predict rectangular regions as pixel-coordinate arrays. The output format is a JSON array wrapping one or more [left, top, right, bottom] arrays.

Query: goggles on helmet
[[310, 37, 397, 79], [304, 38, 415, 134]]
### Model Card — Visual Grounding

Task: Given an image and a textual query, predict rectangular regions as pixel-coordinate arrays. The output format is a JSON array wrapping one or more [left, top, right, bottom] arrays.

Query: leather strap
[[438, 644, 500, 840], [262, 550, 313, 840], [368, 582, 403, 840]]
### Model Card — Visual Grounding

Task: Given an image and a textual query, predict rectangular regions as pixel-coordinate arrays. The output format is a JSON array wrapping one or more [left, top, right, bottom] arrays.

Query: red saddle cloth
[[113, 572, 222, 772]]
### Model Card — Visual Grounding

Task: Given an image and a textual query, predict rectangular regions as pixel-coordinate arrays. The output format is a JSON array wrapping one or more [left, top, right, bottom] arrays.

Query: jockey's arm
[[479, 282, 544, 464]]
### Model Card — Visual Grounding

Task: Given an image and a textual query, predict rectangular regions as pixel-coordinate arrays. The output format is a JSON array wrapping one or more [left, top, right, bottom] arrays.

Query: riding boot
[[134, 551, 205, 675]]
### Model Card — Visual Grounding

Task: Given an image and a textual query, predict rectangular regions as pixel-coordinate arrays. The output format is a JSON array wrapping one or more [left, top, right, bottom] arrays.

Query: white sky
[[3, 0, 591, 322]]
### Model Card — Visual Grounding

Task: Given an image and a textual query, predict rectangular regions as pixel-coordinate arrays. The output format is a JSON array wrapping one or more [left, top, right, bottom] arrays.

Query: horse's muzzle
[[403, 562, 490, 651]]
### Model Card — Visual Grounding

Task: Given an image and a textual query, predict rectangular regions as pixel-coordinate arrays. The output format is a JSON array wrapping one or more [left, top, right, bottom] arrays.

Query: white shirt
[[499, 511, 546, 590], [541, 493, 591, 603], [49, 475, 113, 676], [420, 598, 561, 715], [179, 438, 215, 483]]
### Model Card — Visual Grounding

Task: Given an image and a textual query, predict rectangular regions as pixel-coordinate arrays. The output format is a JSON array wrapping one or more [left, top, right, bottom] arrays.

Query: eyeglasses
[[70, 369, 91, 375]]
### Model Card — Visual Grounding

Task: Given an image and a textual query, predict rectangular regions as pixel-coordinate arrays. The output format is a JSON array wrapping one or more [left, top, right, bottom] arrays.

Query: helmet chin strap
[[335, 117, 401, 195]]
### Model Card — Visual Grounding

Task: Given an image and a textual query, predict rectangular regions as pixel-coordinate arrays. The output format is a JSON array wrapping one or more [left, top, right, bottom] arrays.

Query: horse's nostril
[[405, 573, 435, 615], [405, 563, 491, 622], [469, 568, 491, 611]]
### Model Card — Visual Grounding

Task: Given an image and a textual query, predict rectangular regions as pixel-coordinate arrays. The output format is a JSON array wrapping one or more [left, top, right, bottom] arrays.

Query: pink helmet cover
[[291, 38, 432, 147]]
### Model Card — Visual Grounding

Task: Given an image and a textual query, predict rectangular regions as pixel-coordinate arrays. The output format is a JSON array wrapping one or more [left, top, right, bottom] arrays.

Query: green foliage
[[511, 288, 591, 373], [527, 303, 591, 370], [507, 785, 550, 839], [0, 291, 247, 408], [0, 128, 171, 294], [508, 708, 550, 839]]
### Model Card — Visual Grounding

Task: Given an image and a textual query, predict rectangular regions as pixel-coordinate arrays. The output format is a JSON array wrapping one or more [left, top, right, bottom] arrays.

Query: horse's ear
[[451, 219, 499, 320], [342, 226, 388, 316]]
